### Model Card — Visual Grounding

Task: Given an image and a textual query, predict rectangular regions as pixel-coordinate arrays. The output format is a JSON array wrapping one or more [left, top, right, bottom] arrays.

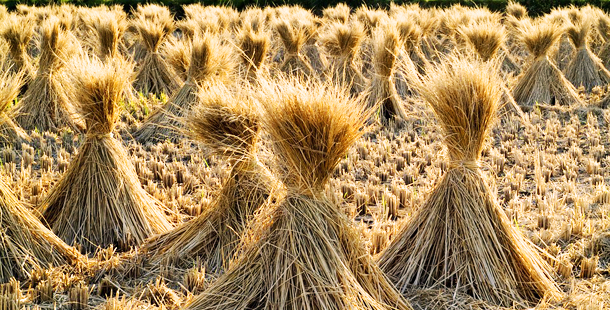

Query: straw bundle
[[38, 58, 171, 253], [88, 10, 127, 61], [274, 18, 314, 77], [237, 26, 270, 83], [458, 20, 505, 62], [302, 18, 327, 75], [142, 85, 273, 272], [0, 69, 29, 148], [1, 14, 35, 85], [131, 16, 181, 96], [378, 57, 560, 307], [164, 38, 192, 82], [456, 22, 523, 116], [183, 5, 239, 35], [356, 7, 387, 37], [133, 34, 234, 144], [394, 19, 427, 99], [135, 4, 172, 24], [322, 3, 351, 24], [597, 14, 610, 69], [0, 179, 84, 283], [320, 21, 367, 95], [128, 4, 173, 63], [564, 20, 610, 92], [183, 79, 412, 310], [176, 19, 198, 43], [367, 23, 408, 124], [356, 7, 388, 78], [458, 18, 520, 73], [240, 8, 267, 33], [550, 11, 574, 72], [396, 19, 428, 74], [15, 17, 83, 132], [512, 21, 582, 106], [506, 1, 527, 20]]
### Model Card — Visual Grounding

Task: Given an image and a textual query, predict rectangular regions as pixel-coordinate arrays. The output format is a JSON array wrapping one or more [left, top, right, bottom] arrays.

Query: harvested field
[[0, 2, 609, 310]]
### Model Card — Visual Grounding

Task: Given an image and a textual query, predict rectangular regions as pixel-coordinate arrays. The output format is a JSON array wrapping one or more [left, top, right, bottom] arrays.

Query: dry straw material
[[320, 21, 367, 95], [237, 25, 270, 83], [38, 57, 171, 254], [506, 1, 528, 20], [458, 20, 505, 62], [396, 18, 428, 74], [142, 85, 273, 272], [15, 17, 83, 132], [164, 37, 192, 82], [378, 57, 561, 307], [0, 68, 29, 148], [1, 14, 35, 85], [512, 20, 582, 107], [273, 18, 315, 77], [0, 180, 85, 283], [131, 16, 181, 96], [133, 34, 234, 144], [322, 3, 351, 24], [88, 10, 127, 61], [367, 23, 408, 124], [183, 79, 412, 310], [596, 14, 610, 70], [456, 21, 523, 116], [564, 20, 610, 92], [394, 18, 427, 99]]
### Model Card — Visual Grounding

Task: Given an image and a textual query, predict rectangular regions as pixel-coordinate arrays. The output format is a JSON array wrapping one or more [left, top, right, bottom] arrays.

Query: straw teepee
[[38, 57, 171, 253], [512, 20, 582, 107], [131, 15, 181, 97], [142, 84, 274, 272], [367, 23, 408, 124], [133, 34, 234, 144], [15, 17, 83, 132], [378, 57, 561, 307], [1, 14, 35, 88], [237, 25, 270, 83], [182, 78, 412, 310], [273, 18, 314, 78], [0, 65, 29, 148], [564, 20, 610, 92], [320, 21, 367, 96]]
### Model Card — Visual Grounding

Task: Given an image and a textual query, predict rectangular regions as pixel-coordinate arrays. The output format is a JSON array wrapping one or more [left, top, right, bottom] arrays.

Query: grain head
[[506, 1, 527, 19], [39, 17, 72, 72], [322, 3, 351, 24], [188, 34, 234, 85], [320, 21, 364, 58], [259, 78, 367, 195], [459, 20, 506, 61], [356, 7, 388, 36], [274, 18, 308, 55], [90, 11, 127, 60], [189, 84, 259, 159], [131, 17, 174, 53], [1, 14, 34, 70], [417, 56, 501, 162], [373, 23, 399, 78], [597, 13, 610, 41], [519, 20, 563, 58], [134, 3, 172, 23], [241, 8, 266, 32], [566, 20, 591, 49], [71, 57, 133, 135], [397, 19, 422, 51], [238, 27, 269, 72]]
